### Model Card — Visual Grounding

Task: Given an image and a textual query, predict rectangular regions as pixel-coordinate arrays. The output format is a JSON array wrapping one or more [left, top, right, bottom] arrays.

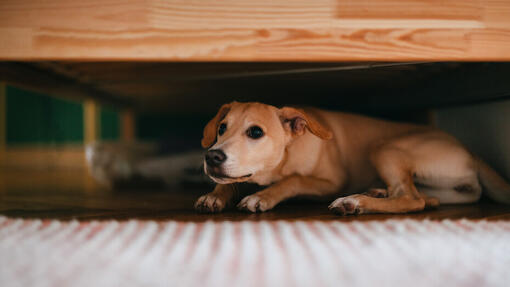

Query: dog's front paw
[[364, 188, 388, 198], [237, 194, 274, 213], [195, 194, 227, 213], [328, 195, 363, 216], [85, 143, 134, 187]]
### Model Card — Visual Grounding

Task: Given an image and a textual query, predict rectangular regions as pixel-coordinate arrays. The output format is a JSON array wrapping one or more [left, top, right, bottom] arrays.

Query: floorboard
[[1, 170, 510, 221]]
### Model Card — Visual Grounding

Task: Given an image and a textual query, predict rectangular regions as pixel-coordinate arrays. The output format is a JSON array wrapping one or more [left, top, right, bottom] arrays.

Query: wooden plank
[[0, 0, 510, 61]]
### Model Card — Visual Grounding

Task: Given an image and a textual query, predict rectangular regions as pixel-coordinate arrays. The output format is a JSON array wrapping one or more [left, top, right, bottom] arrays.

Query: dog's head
[[201, 102, 332, 184]]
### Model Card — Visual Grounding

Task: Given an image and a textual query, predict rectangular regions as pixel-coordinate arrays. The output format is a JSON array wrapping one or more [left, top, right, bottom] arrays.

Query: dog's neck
[[249, 131, 325, 186], [247, 147, 287, 186]]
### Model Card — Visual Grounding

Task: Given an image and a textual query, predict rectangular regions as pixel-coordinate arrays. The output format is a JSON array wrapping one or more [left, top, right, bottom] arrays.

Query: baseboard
[[0, 146, 85, 170]]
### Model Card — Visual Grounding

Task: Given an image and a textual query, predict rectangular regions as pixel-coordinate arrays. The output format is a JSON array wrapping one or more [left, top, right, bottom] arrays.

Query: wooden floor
[[1, 170, 510, 222]]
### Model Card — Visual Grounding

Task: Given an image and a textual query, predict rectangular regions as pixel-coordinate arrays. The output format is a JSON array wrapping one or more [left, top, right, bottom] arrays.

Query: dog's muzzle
[[204, 149, 252, 182]]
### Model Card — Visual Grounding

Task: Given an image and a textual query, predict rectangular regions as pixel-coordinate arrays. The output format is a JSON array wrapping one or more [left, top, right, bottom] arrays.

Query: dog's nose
[[205, 149, 227, 167]]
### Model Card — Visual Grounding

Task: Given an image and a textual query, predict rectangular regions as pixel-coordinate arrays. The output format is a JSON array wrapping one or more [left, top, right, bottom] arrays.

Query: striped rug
[[1, 216, 509, 287]]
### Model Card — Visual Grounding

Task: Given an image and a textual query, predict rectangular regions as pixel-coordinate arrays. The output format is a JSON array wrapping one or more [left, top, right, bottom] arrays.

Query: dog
[[195, 101, 510, 215]]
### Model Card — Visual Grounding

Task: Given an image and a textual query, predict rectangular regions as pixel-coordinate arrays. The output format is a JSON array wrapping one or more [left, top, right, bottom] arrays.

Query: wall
[[434, 99, 510, 180], [6, 85, 84, 145], [0, 84, 121, 170], [4, 85, 122, 145]]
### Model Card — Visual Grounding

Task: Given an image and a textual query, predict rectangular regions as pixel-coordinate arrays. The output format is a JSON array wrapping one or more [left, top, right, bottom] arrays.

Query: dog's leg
[[195, 184, 239, 213], [237, 175, 340, 212], [86, 141, 158, 187], [363, 188, 388, 198], [362, 188, 439, 207], [88, 142, 205, 188], [329, 147, 429, 215]]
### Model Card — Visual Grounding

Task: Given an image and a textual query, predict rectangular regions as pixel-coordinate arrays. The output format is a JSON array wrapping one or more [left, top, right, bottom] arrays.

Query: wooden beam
[[0, 83, 5, 152], [0, 0, 510, 61], [0, 62, 131, 107], [367, 63, 510, 111], [121, 109, 136, 142], [84, 100, 99, 144]]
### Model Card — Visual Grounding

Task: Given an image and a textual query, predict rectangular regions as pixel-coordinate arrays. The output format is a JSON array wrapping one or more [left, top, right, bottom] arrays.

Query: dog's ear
[[201, 103, 233, 148], [279, 107, 332, 140]]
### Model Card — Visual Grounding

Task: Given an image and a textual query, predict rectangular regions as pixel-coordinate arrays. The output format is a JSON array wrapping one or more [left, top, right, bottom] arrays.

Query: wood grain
[[339, 1, 475, 18], [1, 0, 510, 61]]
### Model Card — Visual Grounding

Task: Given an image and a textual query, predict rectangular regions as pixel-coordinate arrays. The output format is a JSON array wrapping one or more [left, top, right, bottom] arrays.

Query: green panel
[[6, 85, 83, 145], [100, 107, 120, 140], [136, 113, 210, 141]]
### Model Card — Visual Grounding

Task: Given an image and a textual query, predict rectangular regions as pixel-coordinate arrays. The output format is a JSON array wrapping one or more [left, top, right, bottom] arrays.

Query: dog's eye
[[218, 123, 227, 136], [246, 126, 264, 139]]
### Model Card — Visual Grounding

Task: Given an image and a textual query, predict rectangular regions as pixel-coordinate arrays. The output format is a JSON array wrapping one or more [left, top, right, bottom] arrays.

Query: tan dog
[[194, 102, 510, 215]]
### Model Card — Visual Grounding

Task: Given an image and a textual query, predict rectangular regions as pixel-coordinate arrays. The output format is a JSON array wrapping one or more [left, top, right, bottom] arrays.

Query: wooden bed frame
[[2, 1, 510, 112], [1, 0, 509, 61]]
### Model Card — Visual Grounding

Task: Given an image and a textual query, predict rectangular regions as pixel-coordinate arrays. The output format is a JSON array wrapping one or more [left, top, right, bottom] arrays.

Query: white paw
[[85, 143, 135, 186], [194, 194, 227, 213], [237, 194, 273, 213], [328, 196, 362, 216]]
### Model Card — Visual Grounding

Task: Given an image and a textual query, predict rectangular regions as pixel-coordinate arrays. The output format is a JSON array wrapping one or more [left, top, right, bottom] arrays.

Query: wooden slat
[[0, 0, 510, 61]]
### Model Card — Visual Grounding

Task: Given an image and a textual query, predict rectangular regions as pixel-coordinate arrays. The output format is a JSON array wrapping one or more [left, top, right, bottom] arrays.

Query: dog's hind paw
[[237, 194, 274, 213], [328, 196, 362, 216], [195, 194, 227, 213]]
